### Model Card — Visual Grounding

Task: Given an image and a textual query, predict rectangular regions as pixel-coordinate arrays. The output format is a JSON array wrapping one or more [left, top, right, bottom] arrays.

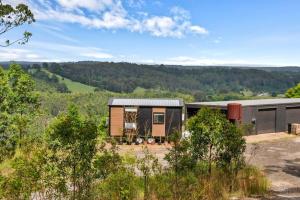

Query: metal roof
[[108, 98, 184, 107], [187, 98, 300, 107]]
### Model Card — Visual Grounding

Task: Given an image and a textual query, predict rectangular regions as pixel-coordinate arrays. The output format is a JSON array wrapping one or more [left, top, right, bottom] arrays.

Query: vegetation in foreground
[[0, 64, 270, 200]]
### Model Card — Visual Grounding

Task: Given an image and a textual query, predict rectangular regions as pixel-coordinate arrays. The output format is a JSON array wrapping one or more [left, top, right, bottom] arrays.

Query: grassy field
[[42, 69, 96, 93]]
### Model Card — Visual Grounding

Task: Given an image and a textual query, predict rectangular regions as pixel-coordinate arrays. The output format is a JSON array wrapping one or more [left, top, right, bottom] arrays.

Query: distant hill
[[254, 66, 300, 73], [2, 61, 300, 95], [42, 61, 300, 94]]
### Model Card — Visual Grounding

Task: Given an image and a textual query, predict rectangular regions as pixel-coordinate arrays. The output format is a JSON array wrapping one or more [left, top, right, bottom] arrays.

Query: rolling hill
[[45, 61, 300, 95], [2, 61, 300, 97]]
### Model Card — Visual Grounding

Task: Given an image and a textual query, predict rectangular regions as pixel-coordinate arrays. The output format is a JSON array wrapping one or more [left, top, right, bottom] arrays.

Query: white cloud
[[189, 25, 208, 34], [137, 56, 248, 66], [170, 6, 190, 20], [3, 0, 208, 38], [143, 16, 176, 37], [56, 0, 114, 11], [0, 48, 62, 62], [81, 52, 113, 59], [0, 48, 43, 61], [32, 0, 130, 30], [26, 53, 40, 59], [129, 6, 208, 38], [0, 42, 114, 62]]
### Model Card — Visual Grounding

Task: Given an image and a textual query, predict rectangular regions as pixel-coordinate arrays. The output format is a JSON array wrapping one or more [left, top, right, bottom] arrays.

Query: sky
[[1, 0, 300, 66]]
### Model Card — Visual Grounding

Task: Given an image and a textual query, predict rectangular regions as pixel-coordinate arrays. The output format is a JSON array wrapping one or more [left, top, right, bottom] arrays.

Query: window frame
[[153, 112, 165, 124]]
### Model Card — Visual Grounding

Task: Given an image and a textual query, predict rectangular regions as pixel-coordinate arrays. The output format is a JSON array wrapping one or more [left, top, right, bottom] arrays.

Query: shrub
[[149, 173, 173, 200], [93, 169, 139, 200], [237, 166, 269, 197]]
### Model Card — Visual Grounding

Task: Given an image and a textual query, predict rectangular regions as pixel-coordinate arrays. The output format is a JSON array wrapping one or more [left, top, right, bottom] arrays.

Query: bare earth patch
[[246, 135, 300, 199]]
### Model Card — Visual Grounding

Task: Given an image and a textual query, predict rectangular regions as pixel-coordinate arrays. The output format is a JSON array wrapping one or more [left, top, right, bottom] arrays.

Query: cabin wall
[[152, 108, 166, 137], [110, 106, 124, 136]]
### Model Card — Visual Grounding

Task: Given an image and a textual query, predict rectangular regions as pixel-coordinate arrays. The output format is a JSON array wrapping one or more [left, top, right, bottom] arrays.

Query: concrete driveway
[[245, 133, 300, 199]]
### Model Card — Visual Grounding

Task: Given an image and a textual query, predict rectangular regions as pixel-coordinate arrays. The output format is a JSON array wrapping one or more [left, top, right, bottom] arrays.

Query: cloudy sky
[[1, 0, 300, 66]]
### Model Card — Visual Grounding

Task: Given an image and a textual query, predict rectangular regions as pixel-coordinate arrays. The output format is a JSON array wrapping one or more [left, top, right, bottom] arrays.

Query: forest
[[2, 61, 300, 103], [9, 61, 299, 95]]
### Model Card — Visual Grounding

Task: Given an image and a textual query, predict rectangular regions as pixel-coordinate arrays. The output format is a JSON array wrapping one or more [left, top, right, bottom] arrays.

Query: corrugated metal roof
[[108, 98, 184, 107], [187, 98, 300, 107]]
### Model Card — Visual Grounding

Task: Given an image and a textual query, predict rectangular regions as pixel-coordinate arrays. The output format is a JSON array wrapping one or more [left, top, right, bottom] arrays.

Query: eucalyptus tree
[[0, 64, 39, 162], [137, 147, 161, 200], [0, 0, 35, 47], [46, 104, 98, 199], [187, 107, 246, 176], [7, 64, 39, 141]]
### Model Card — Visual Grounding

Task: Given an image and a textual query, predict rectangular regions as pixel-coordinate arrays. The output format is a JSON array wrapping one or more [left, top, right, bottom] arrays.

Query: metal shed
[[186, 98, 300, 134]]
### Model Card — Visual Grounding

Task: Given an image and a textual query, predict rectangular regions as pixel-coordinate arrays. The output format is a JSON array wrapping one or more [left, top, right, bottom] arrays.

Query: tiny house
[[108, 98, 184, 142]]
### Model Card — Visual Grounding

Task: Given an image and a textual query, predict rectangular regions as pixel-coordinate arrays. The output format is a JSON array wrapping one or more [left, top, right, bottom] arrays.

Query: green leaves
[[0, 64, 39, 162], [0, 0, 35, 47], [285, 83, 300, 98], [186, 107, 246, 174], [46, 104, 98, 199]]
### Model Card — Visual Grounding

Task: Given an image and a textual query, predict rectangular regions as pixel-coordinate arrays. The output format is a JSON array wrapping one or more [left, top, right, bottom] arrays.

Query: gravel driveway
[[246, 135, 300, 199]]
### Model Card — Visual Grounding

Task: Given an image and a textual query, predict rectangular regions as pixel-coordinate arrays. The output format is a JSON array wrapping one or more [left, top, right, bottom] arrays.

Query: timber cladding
[[108, 98, 184, 138], [110, 107, 124, 136], [152, 108, 166, 137]]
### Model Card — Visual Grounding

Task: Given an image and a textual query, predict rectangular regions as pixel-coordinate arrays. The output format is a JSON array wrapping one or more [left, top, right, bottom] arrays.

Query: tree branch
[[0, 35, 30, 47]]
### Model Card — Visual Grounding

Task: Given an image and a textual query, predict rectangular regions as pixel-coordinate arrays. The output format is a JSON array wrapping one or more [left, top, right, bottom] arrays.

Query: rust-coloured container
[[227, 103, 242, 121]]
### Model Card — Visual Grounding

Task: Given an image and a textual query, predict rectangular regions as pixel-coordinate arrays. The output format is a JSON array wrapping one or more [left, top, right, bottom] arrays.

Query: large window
[[124, 107, 137, 129], [153, 113, 165, 124]]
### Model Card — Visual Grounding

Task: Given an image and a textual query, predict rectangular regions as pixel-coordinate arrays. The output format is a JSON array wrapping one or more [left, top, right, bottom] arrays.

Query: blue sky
[[1, 0, 300, 66]]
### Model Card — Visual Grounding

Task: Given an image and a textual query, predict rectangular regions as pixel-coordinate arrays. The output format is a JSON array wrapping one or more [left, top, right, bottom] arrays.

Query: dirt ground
[[246, 136, 300, 200], [117, 133, 300, 200]]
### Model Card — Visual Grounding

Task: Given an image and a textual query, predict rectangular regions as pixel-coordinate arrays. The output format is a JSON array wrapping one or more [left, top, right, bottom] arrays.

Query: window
[[153, 113, 165, 124], [125, 107, 137, 123]]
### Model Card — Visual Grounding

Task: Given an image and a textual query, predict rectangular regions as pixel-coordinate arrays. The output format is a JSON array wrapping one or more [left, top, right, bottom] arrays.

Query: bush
[[93, 169, 139, 200], [237, 166, 269, 197], [241, 123, 255, 136], [149, 173, 173, 200]]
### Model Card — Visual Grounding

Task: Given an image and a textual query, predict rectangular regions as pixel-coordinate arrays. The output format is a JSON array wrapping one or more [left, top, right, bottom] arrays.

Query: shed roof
[[108, 98, 184, 107], [187, 98, 300, 107]]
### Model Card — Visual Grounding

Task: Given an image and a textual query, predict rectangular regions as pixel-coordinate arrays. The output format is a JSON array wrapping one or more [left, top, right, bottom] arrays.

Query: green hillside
[[43, 69, 96, 93], [46, 62, 300, 95]]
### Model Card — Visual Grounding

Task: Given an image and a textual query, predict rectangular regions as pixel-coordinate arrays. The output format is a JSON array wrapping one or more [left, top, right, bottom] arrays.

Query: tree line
[[43, 61, 300, 94]]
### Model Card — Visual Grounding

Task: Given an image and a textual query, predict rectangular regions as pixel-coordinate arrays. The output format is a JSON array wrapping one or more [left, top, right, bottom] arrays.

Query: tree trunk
[[144, 175, 148, 200], [208, 144, 212, 177], [174, 141, 179, 200], [73, 164, 76, 200]]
